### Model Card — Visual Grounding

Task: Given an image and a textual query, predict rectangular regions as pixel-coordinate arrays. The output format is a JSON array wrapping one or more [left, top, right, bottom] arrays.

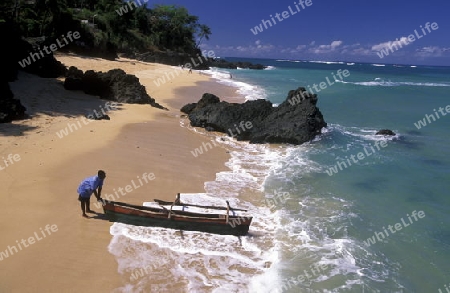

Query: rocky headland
[[181, 87, 327, 145]]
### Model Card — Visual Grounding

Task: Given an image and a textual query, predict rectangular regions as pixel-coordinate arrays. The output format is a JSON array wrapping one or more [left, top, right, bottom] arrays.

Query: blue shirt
[[77, 176, 104, 198]]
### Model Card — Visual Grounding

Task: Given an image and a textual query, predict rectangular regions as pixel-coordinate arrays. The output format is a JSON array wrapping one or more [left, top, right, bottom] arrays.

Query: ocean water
[[109, 59, 450, 292]]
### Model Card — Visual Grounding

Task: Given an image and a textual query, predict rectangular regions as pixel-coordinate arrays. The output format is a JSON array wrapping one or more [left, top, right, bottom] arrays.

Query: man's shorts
[[78, 195, 90, 202]]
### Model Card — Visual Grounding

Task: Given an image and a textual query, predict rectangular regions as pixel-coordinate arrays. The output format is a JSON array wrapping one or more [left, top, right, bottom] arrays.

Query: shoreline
[[0, 54, 246, 292]]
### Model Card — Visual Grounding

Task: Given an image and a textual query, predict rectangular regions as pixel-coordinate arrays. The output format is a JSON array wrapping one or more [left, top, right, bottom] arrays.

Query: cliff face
[[181, 87, 327, 145], [0, 22, 26, 123]]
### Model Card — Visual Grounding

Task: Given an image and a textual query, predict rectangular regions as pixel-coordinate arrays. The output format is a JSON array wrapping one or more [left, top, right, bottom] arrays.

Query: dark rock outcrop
[[125, 50, 210, 70], [87, 114, 110, 120], [180, 103, 198, 114], [64, 66, 84, 90], [124, 51, 266, 71], [1, 22, 22, 82], [16, 36, 67, 78], [376, 129, 396, 136], [207, 59, 267, 70], [69, 40, 118, 61], [19, 50, 67, 78], [0, 82, 27, 123], [0, 21, 27, 123], [64, 67, 167, 110], [181, 87, 327, 145]]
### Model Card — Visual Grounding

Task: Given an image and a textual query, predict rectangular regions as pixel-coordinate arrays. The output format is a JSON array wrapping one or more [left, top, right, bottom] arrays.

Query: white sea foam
[[179, 120, 376, 289], [108, 194, 282, 292], [275, 59, 303, 63], [201, 68, 267, 101], [205, 141, 370, 291], [339, 78, 450, 87], [108, 119, 397, 291], [310, 60, 345, 65], [108, 121, 289, 292], [326, 123, 400, 142], [109, 60, 430, 291]]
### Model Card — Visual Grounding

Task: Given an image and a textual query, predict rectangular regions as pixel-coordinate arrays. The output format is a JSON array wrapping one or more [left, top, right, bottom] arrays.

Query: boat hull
[[101, 200, 252, 236]]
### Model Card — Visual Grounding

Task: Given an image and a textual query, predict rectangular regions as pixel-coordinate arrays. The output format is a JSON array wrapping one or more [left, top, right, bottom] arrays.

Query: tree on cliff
[[2, 0, 211, 58]]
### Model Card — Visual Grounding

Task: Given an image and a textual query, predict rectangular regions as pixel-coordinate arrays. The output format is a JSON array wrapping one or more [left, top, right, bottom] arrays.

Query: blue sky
[[149, 0, 450, 66]]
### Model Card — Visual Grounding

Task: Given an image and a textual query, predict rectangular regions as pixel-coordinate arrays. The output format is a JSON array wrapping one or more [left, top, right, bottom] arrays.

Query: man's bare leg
[[86, 200, 95, 213], [81, 201, 88, 218]]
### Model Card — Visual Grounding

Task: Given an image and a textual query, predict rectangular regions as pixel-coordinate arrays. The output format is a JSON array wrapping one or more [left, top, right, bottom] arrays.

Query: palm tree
[[196, 24, 211, 48]]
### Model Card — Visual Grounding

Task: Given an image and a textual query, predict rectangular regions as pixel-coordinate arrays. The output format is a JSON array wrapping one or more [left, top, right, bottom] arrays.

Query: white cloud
[[348, 47, 372, 56], [201, 38, 449, 64], [331, 41, 343, 48], [415, 46, 450, 57], [371, 37, 410, 51], [309, 40, 344, 54]]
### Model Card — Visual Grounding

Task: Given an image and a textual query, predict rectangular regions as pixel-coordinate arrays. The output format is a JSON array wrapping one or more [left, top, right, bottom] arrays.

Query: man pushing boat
[[77, 170, 106, 218]]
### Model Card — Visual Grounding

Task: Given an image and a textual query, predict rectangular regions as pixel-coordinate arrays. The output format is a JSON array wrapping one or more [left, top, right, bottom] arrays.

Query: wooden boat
[[101, 194, 252, 236]]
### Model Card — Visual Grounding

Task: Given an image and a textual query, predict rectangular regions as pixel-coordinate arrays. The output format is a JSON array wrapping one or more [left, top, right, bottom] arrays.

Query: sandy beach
[[0, 54, 242, 292]]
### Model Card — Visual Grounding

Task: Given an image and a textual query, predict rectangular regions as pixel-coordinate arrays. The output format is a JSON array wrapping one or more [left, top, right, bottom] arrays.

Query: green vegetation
[[0, 0, 212, 58]]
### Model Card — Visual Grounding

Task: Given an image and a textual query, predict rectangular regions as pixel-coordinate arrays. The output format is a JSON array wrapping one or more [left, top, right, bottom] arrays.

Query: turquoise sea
[[110, 59, 450, 292]]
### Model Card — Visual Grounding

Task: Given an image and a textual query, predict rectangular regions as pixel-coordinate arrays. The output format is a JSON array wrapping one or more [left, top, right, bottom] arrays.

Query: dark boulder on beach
[[64, 67, 167, 110], [181, 87, 327, 145], [87, 114, 110, 120], [376, 129, 396, 136], [63, 77, 84, 91], [180, 103, 197, 114], [181, 93, 220, 114], [64, 66, 84, 91], [81, 70, 111, 97], [0, 82, 27, 123]]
